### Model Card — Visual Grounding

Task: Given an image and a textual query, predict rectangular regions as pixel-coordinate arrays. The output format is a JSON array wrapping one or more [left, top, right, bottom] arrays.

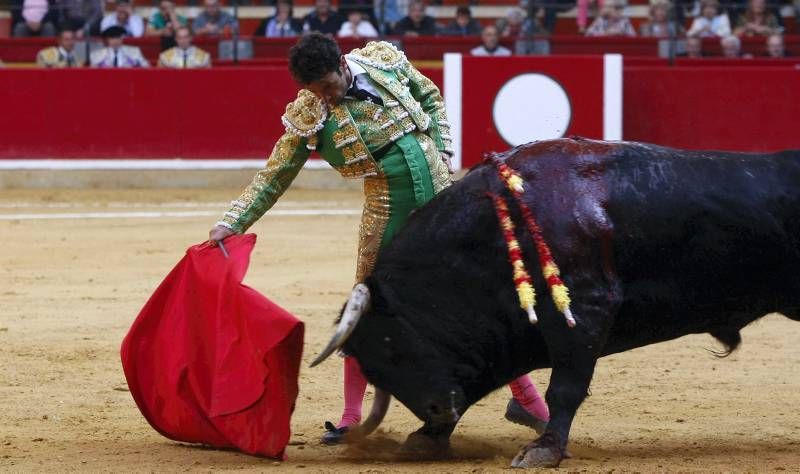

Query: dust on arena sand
[[1, 188, 799, 472]]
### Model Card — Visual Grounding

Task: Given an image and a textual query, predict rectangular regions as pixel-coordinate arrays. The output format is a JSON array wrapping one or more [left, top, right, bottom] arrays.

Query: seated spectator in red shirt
[[687, 0, 731, 38], [394, 0, 437, 36], [11, 0, 57, 37], [585, 0, 636, 37], [766, 33, 786, 57], [639, 0, 684, 37], [733, 0, 780, 37], [496, 7, 525, 38], [255, 0, 302, 37], [443, 6, 482, 36], [471, 24, 512, 56], [302, 0, 343, 35], [338, 9, 379, 37]]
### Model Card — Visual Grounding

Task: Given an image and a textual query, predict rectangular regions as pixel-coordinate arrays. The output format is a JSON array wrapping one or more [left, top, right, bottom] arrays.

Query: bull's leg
[[399, 421, 456, 458], [511, 342, 598, 468]]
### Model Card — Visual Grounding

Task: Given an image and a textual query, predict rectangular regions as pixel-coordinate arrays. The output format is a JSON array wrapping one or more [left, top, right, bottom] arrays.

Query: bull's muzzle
[[310, 283, 371, 368]]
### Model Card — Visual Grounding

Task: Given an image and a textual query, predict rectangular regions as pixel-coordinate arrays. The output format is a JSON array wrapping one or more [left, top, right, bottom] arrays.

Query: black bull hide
[[338, 138, 800, 467]]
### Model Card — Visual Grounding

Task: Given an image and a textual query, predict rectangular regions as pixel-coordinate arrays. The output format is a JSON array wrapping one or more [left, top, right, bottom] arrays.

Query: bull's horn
[[310, 283, 371, 368], [346, 388, 391, 440]]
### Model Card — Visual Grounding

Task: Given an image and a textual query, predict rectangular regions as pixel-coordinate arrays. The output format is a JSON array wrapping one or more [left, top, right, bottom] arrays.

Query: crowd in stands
[[1, 0, 798, 67]]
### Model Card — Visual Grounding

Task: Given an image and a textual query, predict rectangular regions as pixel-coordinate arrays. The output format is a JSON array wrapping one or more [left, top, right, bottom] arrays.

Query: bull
[[311, 138, 800, 468]]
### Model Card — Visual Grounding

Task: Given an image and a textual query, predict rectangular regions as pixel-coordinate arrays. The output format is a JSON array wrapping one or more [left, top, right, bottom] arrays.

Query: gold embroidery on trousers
[[356, 176, 391, 282]]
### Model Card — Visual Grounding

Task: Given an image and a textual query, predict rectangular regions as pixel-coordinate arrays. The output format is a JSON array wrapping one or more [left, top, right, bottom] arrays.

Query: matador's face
[[306, 56, 352, 108]]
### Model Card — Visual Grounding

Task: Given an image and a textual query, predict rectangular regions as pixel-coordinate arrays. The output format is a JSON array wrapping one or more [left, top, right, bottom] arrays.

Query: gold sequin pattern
[[415, 132, 452, 194], [342, 141, 369, 164], [355, 176, 392, 282], [282, 90, 327, 137], [219, 132, 307, 232]]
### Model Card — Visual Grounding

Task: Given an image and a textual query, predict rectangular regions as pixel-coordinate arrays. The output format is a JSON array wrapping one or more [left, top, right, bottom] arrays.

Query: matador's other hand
[[208, 225, 235, 246], [440, 152, 455, 175]]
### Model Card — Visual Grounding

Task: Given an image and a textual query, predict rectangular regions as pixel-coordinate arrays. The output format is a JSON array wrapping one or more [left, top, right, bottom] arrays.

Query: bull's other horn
[[310, 283, 371, 367], [345, 388, 391, 440]]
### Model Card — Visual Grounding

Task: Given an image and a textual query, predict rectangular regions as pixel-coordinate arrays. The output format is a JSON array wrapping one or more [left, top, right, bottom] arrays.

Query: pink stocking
[[508, 375, 550, 421], [338, 356, 368, 428]]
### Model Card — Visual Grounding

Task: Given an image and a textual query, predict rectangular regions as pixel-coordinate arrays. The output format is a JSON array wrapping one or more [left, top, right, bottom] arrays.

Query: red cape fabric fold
[[121, 234, 303, 459]]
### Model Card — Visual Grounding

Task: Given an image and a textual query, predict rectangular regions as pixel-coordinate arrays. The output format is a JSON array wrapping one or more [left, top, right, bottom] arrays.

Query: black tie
[[347, 74, 383, 106], [113, 50, 118, 67], [183, 51, 188, 68]]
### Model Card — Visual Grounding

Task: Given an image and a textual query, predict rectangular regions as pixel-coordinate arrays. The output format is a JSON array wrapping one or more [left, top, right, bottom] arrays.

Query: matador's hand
[[208, 225, 235, 246], [440, 152, 455, 175]]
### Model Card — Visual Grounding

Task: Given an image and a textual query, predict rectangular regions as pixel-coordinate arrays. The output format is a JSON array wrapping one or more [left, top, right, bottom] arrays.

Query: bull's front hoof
[[510, 442, 563, 468], [398, 431, 450, 459]]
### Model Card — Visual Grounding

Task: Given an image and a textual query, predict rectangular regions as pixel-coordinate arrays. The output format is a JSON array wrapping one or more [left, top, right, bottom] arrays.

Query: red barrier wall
[[0, 63, 798, 160], [624, 66, 800, 152], [0, 66, 443, 159]]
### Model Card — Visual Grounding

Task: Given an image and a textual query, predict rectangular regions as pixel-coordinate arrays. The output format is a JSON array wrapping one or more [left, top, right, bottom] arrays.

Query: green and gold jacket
[[217, 41, 453, 234]]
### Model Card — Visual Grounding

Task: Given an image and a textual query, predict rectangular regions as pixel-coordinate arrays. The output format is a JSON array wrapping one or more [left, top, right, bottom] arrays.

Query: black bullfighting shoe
[[321, 421, 350, 445], [504, 398, 549, 434]]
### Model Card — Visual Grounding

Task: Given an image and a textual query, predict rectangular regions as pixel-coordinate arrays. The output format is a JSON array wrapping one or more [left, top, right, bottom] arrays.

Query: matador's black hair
[[288, 32, 342, 85]]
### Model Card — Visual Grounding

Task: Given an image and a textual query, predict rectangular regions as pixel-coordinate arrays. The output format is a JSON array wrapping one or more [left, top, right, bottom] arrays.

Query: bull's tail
[[345, 388, 391, 441]]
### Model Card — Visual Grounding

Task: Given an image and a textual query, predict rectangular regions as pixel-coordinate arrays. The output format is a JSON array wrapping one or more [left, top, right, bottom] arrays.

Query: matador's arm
[[402, 61, 453, 156], [216, 132, 311, 233]]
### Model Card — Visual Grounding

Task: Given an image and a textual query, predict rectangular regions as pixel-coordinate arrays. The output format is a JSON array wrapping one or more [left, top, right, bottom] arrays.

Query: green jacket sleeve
[[402, 61, 454, 156], [217, 132, 311, 233]]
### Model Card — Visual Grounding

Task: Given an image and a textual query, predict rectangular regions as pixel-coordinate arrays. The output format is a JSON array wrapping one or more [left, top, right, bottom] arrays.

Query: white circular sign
[[492, 73, 572, 146]]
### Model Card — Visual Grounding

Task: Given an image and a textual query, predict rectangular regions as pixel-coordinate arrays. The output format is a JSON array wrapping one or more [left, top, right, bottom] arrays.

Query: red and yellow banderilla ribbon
[[489, 193, 538, 324], [490, 158, 576, 328]]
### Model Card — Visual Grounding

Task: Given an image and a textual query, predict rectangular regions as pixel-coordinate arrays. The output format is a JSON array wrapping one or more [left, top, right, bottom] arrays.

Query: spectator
[[394, 0, 437, 36], [687, 0, 731, 37], [577, 0, 601, 34], [100, 0, 144, 37], [338, 9, 379, 37], [585, 0, 636, 36], [339, 0, 377, 24], [255, 0, 302, 37], [471, 24, 511, 55], [720, 33, 748, 57], [520, 5, 548, 36], [639, 0, 684, 37], [303, 0, 344, 36], [158, 26, 211, 68], [36, 28, 80, 67], [54, 0, 103, 38], [685, 35, 703, 56], [443, 6, 481, 36], [146, 1, 186, 37], [90, 25, 149, 67], [193, 0, 239, 37], [539, 0, 575, 34], [11, 0, 57, 37], [765, 33, 786, 57], [496, 7, 525, 38], [374, 0, 408, 33], [733, 0, 780, 37]]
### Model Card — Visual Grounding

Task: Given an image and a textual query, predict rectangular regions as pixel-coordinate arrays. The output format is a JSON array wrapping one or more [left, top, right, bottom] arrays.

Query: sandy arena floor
[[1, 187, 799, 473]]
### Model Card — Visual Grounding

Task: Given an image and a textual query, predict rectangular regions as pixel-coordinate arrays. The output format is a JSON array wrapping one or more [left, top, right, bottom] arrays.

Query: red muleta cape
[[120, 234, 303, 459]]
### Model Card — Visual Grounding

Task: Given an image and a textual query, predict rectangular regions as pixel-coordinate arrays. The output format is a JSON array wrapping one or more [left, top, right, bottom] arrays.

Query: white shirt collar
[[344, 55, 366, 90]]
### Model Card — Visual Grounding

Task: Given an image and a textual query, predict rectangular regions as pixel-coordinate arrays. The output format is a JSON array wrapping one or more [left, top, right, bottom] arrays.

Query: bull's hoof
[[398, 431, 450, 459], [510, 443, 563, 468]]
